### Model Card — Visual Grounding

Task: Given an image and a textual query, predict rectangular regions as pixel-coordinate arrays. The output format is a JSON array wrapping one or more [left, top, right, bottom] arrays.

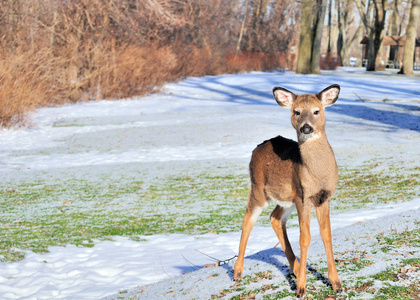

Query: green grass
[[0, 162, 418, 262], [0, 173, 250, 262], [334, 165, 418, 211], [372, 258, 420, 283], [378, 226, 420, 253], [342, 241, 420, 300], [374, 284, 418, 300], [210, 271, 276, 299]]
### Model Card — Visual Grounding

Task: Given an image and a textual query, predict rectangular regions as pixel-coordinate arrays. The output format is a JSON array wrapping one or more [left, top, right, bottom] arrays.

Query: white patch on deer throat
[[299, 132, 321, 142]]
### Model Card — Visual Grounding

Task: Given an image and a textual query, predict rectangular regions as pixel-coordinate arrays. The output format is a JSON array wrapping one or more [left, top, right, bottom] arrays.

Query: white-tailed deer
[[233, 85, 342, 296]]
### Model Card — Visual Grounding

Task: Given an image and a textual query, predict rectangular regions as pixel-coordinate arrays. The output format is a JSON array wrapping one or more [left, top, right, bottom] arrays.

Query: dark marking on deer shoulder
[[269, 136, 302, 164], [311, 189, 331, 207]]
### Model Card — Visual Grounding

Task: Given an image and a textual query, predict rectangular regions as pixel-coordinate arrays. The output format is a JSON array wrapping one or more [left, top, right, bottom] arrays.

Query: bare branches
[[355, 0, 371, 31]]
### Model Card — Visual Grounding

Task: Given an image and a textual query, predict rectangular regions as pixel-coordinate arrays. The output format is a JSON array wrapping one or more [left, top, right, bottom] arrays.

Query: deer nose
[[300, 124, 313, 134]]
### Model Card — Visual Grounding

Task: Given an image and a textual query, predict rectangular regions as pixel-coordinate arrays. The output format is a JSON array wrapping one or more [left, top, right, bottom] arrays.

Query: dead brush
[[91, 45, 179, 100], [0, 50, 62, 128], [171, 44, 223, 77], [226, 52, 288, 73]]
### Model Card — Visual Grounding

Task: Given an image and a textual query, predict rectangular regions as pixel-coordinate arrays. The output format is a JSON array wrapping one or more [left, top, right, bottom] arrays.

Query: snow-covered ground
[[0, 68, 419, 299]]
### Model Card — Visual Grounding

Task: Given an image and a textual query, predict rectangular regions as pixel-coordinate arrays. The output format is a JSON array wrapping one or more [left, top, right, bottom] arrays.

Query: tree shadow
[[169, 72, 420, 132], [329, 101, 420, 132]]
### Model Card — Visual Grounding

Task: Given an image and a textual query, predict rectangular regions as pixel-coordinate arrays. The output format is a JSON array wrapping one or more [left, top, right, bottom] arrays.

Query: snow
[[0, 68, 419, 299]]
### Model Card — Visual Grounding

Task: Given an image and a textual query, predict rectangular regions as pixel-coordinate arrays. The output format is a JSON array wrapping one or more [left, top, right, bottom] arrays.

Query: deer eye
[[293, 110, 300, 116], [314, 110, 320, 115]]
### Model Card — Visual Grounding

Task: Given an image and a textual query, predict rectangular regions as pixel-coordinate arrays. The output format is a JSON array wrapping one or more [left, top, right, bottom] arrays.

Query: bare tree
[[236, 0, 249, 55], [355, 0, 388, 71], [354, 19, 365, 67], [387, 0, 401, 64], [401, 0, 420, 74], [311, 0, 328, 73], [327, 0, 333, 55], [337, 0, 366, 67], [249, 0, 269, 52], [296, 0, 313, 73], [296, 0, 327, 74]]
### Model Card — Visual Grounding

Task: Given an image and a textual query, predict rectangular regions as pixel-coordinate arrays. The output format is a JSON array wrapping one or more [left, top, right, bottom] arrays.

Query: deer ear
[[317, 84, 340, 107], [273, 87, 296, 108]]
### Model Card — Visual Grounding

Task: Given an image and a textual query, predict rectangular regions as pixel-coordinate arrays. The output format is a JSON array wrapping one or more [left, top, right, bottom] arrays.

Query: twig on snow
[[194, 249, 238, 268], [353, 91, 365, 102], [194, 249, 220, 262], [160, 256, 172, 279], [181, 254, 200, 271]]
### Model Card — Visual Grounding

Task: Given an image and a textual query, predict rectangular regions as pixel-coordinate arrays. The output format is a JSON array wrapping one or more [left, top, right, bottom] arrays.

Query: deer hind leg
[[270, 204, 300, 275], [296, 200, 312, 296], [233, 192, 266, 281], [315, 201, 342, 291]]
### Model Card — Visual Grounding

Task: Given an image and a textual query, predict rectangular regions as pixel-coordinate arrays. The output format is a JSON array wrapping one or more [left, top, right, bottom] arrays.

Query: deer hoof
[[233, 270, 242, 281], [296, 287, 306, 297], [332, 281, 342, 292]]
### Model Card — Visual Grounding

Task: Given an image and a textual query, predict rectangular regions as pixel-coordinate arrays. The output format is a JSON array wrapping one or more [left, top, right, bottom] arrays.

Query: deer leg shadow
[[224, 247, 337, 293]]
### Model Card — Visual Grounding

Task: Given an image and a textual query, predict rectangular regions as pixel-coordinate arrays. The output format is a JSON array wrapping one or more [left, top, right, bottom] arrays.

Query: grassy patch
[[0, 161, 418, 262], [211, 271, 277, 299], [334, 251, 374, 273], [262, 289, 295, 299], [377, 226, 420, 253], [372, 258, 420, 283], [333, 165, 418, 211], [0, 173, 250, 262], [374, 283, 419, 300], [342, 238, 420, 299]]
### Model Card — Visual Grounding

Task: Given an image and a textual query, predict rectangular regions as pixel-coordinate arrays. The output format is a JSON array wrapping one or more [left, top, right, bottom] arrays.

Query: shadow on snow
[[172, 72, 420, 132]]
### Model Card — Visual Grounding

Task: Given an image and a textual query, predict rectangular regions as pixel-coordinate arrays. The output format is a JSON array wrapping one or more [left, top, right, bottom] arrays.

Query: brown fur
[[233, 85, 342, 296]]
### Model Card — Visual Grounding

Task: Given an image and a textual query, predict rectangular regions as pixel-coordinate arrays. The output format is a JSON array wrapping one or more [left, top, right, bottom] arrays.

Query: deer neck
[[298, 130, 337, 179], [296, 131, 338, 199]]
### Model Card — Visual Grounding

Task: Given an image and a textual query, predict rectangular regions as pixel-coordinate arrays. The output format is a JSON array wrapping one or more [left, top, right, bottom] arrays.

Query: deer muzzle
[[300, 124, 314, 135]]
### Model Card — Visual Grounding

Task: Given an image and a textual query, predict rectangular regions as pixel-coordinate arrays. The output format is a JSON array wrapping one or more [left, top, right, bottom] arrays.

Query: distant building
[[360, 35, 420, 69]]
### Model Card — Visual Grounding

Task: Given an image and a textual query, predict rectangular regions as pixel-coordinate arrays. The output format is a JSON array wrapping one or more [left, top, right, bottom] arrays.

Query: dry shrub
[[171, 45, 224, 78], [320, 54, 341, 70], [0, 46, 291, 128], [90, 45, 178, 99], [0, 0, 299, 128], [226, 52, 288, 73], [0, 50, 68, 128]]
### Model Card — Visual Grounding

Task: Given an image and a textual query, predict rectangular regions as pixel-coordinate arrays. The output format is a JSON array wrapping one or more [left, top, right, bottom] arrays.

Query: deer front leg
[[315, 201, 342, 292], [296, 201, 312, 296]]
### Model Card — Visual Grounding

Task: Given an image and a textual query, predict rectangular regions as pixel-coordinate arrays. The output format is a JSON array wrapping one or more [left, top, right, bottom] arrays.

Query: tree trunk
[[401, 0, 420, 75], [236, 0, 249, 55], [342, 0, 356, 67], [311, 0, 327, 73], [354, 22, 365, 67], [373, 0, 387, 71], [336, 0, 342, 64], [355, 0, 387, 71], [296, 0, 314, 74], [327, 0, 332, 54], [249, 0, 268, 52], [388, 0, 401, 62], [366, 31, 376, 71]]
